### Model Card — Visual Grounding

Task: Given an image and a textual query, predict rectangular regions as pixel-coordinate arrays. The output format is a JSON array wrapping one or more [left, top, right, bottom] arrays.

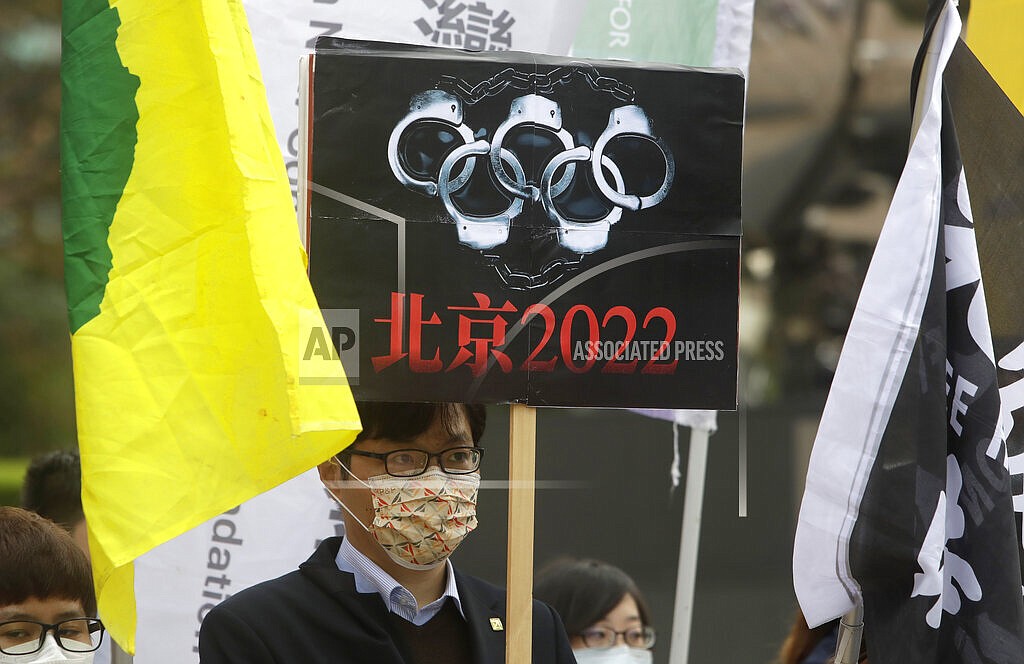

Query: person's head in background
[[20, 451, 88, 561], [0, 507, 104, 662], [535, 558, 655, 664]]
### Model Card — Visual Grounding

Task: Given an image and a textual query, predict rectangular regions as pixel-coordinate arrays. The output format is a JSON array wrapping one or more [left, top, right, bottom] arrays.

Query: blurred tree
[[0, 0, 76, 455]]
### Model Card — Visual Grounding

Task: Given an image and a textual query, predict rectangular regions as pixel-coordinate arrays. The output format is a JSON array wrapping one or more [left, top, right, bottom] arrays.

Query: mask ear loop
[[324, 456, 372, 534]]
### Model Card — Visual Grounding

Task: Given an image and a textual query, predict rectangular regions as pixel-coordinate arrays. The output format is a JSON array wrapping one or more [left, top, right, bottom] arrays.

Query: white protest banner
[[133, 470, 342, 662], [243, 0, 582, 213], [241, 0, 752, 212]]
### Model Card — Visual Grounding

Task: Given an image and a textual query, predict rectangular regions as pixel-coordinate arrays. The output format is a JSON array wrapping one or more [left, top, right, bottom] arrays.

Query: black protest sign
[[305, 38, 743, 408]]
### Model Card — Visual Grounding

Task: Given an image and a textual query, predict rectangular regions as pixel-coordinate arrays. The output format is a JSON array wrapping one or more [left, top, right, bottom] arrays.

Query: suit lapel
[[454, 569, 506, 664], [299, 537, 414, 663], [300, 538, 389, 623]]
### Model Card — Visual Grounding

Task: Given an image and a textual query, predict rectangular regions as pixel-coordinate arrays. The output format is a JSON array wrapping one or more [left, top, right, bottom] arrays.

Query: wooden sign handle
[[506, 403, 536, 664]]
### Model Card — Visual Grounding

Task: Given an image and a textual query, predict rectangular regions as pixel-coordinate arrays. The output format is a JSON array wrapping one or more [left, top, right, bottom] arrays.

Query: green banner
[[571, 0, 720, 66]]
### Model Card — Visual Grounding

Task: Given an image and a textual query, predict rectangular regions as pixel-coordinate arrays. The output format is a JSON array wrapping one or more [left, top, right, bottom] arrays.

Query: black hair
[[349, 402, 487, 447], [0, 507, 97, 616], [21, 449, 84, 532], [534, 558, 652, 637]]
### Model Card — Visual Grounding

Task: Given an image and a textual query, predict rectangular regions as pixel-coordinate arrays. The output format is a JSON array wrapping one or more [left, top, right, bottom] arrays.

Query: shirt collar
[[335, 536, 465, 625]]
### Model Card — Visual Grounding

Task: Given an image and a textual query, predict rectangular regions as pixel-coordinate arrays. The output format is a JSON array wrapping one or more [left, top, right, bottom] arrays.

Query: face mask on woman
[[572, 644, 653, 664], [0, 635, 94, 664]]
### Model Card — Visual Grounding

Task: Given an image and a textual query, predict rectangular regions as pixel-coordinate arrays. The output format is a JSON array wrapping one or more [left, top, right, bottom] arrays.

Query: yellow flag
[[61, 0, 360, 651], [968, 0, 1024, 114]]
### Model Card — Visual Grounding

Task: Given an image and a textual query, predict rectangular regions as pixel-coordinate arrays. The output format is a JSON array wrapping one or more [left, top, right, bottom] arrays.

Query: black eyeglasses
[[0, 618, 105, 655], [579, 625, 656, 650], [339, 446, 484, 477]]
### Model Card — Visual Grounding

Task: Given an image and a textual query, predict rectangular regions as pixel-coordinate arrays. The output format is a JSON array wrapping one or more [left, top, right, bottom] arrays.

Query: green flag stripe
[[61, 0, 139, 334]]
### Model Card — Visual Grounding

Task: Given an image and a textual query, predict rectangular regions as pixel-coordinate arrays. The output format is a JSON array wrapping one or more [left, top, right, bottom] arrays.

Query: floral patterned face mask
[[332, 463, 480, 570]]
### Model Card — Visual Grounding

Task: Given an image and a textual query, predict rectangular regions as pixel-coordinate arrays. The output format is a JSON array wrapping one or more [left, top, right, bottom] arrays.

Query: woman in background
[[777, 610, 866, 664], [535, 558, 656, 664], [777, 612, 838, 664]]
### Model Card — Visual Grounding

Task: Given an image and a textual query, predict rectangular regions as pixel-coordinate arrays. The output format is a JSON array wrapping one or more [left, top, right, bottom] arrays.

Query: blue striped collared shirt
[[335, 537, 465, 626]]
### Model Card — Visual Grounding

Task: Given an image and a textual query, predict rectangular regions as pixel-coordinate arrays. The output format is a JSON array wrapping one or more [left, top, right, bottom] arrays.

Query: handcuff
[[438, 139, 527, 250], [540, 146, 627, 254], [488, 94, 576, 202], [387, 90, 476, 197], [591, 105, 675, 211]]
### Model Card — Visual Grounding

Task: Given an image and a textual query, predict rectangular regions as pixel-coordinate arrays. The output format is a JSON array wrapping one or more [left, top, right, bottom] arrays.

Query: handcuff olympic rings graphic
[[386, 64, 675, 291]]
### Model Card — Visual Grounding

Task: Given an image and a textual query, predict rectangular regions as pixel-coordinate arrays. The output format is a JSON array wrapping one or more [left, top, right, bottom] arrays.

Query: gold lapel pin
[[489, 618, 504, 631]]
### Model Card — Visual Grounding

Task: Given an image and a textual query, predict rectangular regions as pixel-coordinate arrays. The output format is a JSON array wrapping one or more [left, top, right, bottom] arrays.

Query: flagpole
[[668, 424, 710, 664], [506, 404, 537, 664], [111, 643, 133, 663], [831, 604, 864, 664]]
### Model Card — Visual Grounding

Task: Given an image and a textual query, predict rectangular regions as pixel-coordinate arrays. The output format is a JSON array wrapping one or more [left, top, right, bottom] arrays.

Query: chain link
[[485, 254, 585, 291], [437, 62, 636, 105]]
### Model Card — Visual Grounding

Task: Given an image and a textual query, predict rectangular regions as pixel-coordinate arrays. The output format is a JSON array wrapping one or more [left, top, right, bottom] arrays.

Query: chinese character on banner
[[372, 292, 443, 373], [414, 0, 514, 50], [447, 292, 517, 376]]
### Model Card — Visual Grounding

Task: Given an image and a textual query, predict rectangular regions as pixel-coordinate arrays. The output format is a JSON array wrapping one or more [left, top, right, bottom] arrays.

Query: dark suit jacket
[[199, 537, 576, 664]]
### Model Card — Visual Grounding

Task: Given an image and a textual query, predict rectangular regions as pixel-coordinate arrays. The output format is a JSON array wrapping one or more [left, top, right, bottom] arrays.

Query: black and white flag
[[946, 21, 1024, 609], [793, 1, 1024, 661]]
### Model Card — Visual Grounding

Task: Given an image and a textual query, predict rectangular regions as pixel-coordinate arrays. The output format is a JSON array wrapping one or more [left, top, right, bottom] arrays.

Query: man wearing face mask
[[0, 507, 106, 664], [199, 401, 576, 664]]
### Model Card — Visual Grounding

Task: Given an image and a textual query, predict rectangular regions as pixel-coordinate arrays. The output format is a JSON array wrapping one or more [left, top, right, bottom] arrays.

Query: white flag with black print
[[793, 1, 1024, 661]]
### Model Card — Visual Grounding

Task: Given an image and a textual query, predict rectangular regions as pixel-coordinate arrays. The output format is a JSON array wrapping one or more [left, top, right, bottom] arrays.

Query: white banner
[[241, 0, 752, 215], [243, 0, 585, 214], [133, 471, 342, 663]]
